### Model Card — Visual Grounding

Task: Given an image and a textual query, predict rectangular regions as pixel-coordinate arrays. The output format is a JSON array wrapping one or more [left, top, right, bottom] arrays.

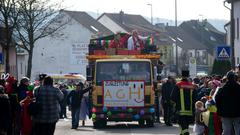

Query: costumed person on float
[[109, 32, 130, 49], [171, 70, 197, 135], [127, 30, 148, 51]]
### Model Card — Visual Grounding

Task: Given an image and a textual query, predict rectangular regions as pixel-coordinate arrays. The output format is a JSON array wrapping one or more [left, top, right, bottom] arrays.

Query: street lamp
[[175, 0, 179, 76], [147, 3, 153, 25]]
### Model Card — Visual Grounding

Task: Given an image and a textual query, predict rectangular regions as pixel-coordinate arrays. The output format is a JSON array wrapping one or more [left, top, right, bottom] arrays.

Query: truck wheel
[[93, 119, 107, 129], [146, 119, 154, 127], [93, 120, 100, 129], [138, 119, 145, 127]]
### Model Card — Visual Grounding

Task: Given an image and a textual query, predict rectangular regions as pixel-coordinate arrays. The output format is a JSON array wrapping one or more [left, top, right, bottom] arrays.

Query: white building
[[226, 0, 240, 66], [19, 10, 112, 80]]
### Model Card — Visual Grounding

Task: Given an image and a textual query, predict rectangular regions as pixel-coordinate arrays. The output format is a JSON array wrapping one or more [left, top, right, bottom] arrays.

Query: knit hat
[[181, 70, 189, 77], [226, 71, 236, 80], [20, 77, 30, 84]]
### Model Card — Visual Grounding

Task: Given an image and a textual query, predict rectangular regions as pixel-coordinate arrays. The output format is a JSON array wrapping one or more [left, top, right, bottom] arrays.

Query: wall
[[31, 12, 91, 80], [234, 1, 240, 65]]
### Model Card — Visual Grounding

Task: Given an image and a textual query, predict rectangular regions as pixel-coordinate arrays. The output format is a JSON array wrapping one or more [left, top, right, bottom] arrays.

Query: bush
[[211, 59, 231, 76]]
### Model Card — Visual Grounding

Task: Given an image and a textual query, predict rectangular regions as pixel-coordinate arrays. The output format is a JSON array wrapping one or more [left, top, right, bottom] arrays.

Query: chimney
[[119, 10, 124, 24]]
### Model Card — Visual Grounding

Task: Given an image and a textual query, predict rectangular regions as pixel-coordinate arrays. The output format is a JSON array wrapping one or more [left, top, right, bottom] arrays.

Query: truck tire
[[146, 119, 154, 127], [93, 119, 107, 129], [138, 119, 145, 127]]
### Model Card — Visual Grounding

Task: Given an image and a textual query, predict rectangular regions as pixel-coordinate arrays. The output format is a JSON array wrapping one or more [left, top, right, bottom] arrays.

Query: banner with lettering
[[103, 80, 145, 107]]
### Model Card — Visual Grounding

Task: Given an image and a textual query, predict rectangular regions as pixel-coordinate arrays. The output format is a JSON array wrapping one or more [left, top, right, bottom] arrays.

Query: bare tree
[[0, 0, 19, 73], [15, 0, 67, 78]]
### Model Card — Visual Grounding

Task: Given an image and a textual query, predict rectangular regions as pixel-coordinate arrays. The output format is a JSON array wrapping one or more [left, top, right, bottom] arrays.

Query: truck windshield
[[96, 61, 151, 85]]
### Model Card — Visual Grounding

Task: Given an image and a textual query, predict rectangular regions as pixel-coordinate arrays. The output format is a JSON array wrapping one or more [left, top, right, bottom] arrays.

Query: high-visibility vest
[[177, 81, 195, 116]]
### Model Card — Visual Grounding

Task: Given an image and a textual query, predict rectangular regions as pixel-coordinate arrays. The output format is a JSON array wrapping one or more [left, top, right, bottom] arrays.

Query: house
[[165, 25, 209, 74], [0, 26, 17, 77], [179, 20, 226, 73], [225, 0, 240, 66], [29, 10, 112, 80]]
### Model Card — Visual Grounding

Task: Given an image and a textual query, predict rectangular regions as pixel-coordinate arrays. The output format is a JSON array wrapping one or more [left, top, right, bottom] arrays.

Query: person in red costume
[[5, 75, 18, 94], [109, 32, 130, 48], [20, 91, 34, 135]]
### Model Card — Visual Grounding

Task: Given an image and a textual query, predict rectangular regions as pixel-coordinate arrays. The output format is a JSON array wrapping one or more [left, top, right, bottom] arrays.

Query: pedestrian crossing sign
[[216, 46, 231, 60]]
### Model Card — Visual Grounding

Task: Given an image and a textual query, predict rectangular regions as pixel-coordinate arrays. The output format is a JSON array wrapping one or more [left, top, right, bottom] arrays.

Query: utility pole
[[230, 2, 235, 68], [175, 0, 179, 76]]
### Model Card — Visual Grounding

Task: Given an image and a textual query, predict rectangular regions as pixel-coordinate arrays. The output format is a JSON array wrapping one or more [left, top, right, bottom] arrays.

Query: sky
[[61, 0, 231, 21]]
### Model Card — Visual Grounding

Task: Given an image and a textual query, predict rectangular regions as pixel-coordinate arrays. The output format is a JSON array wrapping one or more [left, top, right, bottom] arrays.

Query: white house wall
[[31, 12, 91, 80], [234, 1, 240, 65], [98, 14, 127, 33]]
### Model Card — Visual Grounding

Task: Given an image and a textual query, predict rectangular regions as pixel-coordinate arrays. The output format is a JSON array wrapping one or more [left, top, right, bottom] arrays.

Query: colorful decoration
[[149, 108, 155, 113], [107, 111, 112, 117], [113, 107, 118, 112], [120, 113, 125, 118], [103, 107, 108, 112], [140, 109, 145, 115], [92, 107, 96, 113], [100, 114, 105, 118], [128, 108, 133, 113], [122, 106, 127, 112], [92, 113, 97, 119], [134, 114, 140, 120]]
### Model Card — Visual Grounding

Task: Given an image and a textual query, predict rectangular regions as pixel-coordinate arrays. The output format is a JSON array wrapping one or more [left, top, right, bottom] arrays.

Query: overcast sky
[[61, 0, 230, 21]]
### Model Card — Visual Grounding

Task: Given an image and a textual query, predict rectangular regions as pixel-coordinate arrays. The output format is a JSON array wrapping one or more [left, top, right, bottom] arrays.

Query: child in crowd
[[193, 101, 206, 135]]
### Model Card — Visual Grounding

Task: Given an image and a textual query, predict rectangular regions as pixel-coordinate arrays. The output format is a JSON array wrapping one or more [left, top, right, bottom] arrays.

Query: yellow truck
[[86, 33, 162, 128]]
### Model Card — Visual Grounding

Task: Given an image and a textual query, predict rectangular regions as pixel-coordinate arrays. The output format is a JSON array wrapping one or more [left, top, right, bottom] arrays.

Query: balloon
[[140, 110, 145, 115], [92, 113, 97, 119], [92, 107, 96, 113], [128, 108, 133, 113], [107, 111, 112, 116], [100, 114, 105, 118], [149, 108, 155, 113], [103, 107, 108, 112], [120, 113, 125, 118], [122, 106, 127, 112], [113, 107, 118, 112], [134, 114, 140, 120]]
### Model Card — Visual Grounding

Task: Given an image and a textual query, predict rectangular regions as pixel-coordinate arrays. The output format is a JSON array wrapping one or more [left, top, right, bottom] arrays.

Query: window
[[237, 57, 240, 65], [96, 61, 151, 86]]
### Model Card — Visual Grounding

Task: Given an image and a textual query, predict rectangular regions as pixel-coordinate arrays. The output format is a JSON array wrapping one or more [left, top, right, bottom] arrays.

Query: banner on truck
[[103, 81, 145, 107]]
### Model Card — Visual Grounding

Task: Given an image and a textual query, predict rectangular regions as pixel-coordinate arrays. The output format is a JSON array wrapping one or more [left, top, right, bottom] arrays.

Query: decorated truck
[[86, 33, 162, 128]]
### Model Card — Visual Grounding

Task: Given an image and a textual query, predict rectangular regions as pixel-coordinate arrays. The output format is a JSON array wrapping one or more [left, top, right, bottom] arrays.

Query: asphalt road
[[55, 118, 195, 135]]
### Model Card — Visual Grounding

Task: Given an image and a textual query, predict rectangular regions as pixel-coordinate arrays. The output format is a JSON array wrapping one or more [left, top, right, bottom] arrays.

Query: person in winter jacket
[[67, 82, 92, 129], [0, 86, 11, 135], [215, 71, 240, 135], [32, 76, 63, 135]]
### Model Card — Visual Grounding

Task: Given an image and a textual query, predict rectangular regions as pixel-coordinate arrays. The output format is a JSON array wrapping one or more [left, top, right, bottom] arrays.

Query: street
[[55, 118, 194, 135]]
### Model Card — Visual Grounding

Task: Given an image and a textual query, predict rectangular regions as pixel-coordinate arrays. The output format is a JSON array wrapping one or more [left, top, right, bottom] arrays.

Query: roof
[[165, 26, 208, 51], [62, 10, 113, 36], [98, 12, 153, 31], [179, 20, 226, 54]]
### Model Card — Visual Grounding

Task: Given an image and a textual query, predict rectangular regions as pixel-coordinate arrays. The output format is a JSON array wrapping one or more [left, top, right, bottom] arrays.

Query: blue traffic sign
[[216, 46, 231, 60], [0, 53, 3, 64]]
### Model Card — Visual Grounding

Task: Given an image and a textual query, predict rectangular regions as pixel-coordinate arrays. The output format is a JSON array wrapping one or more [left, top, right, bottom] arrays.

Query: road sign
[[0, 53, 3, 64], [216, 46, 231, 60]]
